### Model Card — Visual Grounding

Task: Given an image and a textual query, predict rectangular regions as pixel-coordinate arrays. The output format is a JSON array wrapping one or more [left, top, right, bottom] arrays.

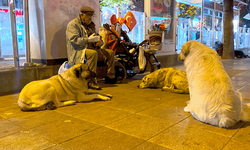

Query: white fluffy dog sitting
[[18, 63, 112, 111], [178, 40, 250, 128], [138, 68, 189, 94]]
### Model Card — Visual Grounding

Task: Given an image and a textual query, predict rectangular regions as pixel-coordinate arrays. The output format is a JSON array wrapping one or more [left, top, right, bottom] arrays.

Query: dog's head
[[138, 75, 157, 89], [178, 41, 198, 61], [60, 63, 95, 90], [73, 63, 95, 80]]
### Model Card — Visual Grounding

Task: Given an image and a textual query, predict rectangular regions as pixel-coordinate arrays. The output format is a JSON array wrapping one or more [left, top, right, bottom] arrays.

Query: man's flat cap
[[80, 6, 95, 13]]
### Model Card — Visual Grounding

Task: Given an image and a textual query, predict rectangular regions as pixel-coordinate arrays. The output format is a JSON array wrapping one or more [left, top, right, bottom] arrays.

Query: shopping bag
[[58, 61, 73, 74], [138, 46, 146, 71]]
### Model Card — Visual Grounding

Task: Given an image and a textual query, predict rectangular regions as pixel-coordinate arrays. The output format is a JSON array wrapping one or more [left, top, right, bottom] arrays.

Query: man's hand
[[96, 40, 102, 46], [88, 33, 100, 42]]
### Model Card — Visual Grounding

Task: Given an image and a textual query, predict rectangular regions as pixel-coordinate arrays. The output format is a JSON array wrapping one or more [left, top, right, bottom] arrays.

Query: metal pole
[[0, 28, 4, 60], [9, 0, 20, 69], [143, 12, 146, 40], [212, 2, 215, 48], [236, 10, 240, 49], [200, 0, 204, 43], [117, 7, 121, 18], [23, 0, 34, 66]]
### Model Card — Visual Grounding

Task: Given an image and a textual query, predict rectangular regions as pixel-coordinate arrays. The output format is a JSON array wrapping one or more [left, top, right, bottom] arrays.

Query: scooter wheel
[[115, 61, 126, 82]]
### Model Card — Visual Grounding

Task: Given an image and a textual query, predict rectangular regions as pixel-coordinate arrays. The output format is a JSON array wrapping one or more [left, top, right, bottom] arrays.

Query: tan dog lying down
[[178, 40, 250, 128], [18, 63, 112, 111], [138, 68, 189, 94]]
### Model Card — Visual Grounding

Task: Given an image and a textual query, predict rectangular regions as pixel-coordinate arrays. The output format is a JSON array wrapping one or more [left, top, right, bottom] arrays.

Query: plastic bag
[[58, 61, 72, 74], [138, 46, 146, 71], [58, 49, 87, 74]]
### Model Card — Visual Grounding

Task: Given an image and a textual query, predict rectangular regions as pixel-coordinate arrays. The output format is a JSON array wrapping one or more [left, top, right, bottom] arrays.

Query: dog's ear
[[74, 66, 82, 78], [142, 76, 147, 83], [74, 63, 90, 78], [181, 41, 192, 57]]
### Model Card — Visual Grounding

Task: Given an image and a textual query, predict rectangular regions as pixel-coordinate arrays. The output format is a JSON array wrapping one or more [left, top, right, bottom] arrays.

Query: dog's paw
[[162, 86, 171, 91], [100, 93, 113, 99], [66, 100, 76, 105], [98, 95, 111, 101], [184, 106, 190, 112], [219, 117, 237, 128]]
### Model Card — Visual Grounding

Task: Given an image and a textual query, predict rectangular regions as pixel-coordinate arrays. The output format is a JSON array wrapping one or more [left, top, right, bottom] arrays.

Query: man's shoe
[[88, 80, 102, 90], [105, 77, 117, 84]]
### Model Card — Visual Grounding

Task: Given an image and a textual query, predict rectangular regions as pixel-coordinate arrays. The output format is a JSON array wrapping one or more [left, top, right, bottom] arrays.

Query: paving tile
[[240, 91, 250, 100], [230, 122, 250, 144], [137, 103, 190, 123], [8, 111, 71, 130], [0, 119, 24, 138], [30, 116, 100, 144], [0, 93, 19, 108], [131, 142, 171, 150], [236, 71, 250, 77], [231, 80, 249, 89], [106, 114, 174, 140], [45, 145, 68, 150], [59, 127, 145, 150], [231, 66, 250, 70], [99, 97, 164, 113], [176, 116, 245, 137], [100, 91, 187, 113], [231, 76, 250, 81], [0, 105, 26, 119], [74, 105, 132, 126], [225, 69, 246, 78], [223, 139, 250, 150], [149, 124, 231, 150], [0, 93, 19, 101], [239, 84, 250, 91], [55, 102, 103, 116], [0, 131, 54, 150]]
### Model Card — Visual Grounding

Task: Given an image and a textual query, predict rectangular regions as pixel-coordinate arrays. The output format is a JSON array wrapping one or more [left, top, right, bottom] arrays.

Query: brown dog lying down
[[18, 63, 112, 111], [138, 68, 189, 94]]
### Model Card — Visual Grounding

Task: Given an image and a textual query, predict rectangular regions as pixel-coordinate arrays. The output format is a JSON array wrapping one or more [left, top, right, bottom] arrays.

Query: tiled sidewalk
[[0, 59, 250, 150]]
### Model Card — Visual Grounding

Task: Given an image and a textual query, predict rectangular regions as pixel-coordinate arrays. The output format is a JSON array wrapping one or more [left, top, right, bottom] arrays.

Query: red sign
[[0, 8, 22, 16]]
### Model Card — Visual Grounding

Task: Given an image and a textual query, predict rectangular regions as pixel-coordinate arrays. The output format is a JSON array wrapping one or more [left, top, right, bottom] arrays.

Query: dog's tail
[[238, 92, 250, 121], [241, 103, 250, 121]]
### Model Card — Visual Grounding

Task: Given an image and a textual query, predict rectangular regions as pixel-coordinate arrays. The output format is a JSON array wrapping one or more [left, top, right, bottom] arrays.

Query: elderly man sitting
[[65, 6, 117, 90]]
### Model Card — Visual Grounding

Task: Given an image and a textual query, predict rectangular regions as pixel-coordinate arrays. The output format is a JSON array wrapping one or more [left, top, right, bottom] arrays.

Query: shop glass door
[[214, 10, 223, 49], [176, 2, 201, 52], [203, 8, 213, 48], [0, 0, 25, 69]]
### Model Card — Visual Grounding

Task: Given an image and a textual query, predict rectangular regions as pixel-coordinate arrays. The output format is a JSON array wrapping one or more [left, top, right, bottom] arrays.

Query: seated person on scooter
[[107, 22, 137, 55], [66, 6, 117, 90], [112, 22, 131, 43]]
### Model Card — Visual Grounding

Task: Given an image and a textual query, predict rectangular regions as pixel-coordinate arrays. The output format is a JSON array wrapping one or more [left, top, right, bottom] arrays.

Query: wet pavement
[[0, 58, 250, 150]]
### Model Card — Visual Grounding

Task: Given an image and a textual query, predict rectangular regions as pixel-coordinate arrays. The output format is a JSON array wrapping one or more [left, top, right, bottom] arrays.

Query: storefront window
[[234, 10, 240, 49], [175, 2, 201, 51], [214, 10, 223, 49], [0, 0, 25, 69], [120, 9, 144, 44], [151, 0, 175, 44], [203, 8, 213, 48], [101, 7, 117, 25]]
